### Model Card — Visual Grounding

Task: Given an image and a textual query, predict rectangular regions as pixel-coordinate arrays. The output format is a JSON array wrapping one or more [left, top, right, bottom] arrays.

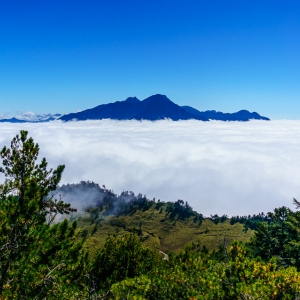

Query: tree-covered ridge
[[230, 212, 271, 230], [57, 181, 276, 231], [1, 131, 300, 299], [57, 181, 203, 221], [58, 181, 152, 216]]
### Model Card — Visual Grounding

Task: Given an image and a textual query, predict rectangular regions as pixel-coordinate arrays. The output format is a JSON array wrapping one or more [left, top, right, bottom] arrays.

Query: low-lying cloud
[[1, 119, 300, 216]]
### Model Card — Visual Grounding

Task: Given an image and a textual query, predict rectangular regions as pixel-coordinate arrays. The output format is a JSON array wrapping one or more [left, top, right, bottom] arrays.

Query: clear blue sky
[[0, 0, 299, 119]]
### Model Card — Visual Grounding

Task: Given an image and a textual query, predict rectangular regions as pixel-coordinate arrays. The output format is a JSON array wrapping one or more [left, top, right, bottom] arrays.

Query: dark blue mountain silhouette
[[0, 117, 28, 123], [0, 95, 270, 123], [181, 106, 270, 121], [59, 94, 209, 121], [0, 117, 56, 123]]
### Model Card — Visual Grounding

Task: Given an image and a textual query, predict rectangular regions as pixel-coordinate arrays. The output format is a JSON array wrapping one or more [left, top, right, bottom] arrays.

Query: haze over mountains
[[0, 94, 270, 123], [0, 112, 62, 123]]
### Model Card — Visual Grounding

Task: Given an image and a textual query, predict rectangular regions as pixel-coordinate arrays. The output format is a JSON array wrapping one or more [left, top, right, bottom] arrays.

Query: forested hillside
[[1, 131, 300, 299], [57, 181, 254, 255]]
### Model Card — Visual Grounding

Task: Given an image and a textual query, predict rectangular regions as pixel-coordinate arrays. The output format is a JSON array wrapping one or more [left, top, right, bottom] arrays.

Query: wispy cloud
[[1, 120, 300, 216]]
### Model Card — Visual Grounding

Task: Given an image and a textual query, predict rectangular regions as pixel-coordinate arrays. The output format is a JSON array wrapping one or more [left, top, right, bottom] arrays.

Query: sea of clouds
[[1, 119, 300, 216]]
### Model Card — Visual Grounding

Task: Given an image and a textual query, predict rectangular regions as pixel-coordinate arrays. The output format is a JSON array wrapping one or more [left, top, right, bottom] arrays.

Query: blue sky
[[0, 0, 299, 119]]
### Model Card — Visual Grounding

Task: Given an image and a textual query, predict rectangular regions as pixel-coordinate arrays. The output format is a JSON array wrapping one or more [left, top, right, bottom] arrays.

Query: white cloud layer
[[1, 120, 300, 216]]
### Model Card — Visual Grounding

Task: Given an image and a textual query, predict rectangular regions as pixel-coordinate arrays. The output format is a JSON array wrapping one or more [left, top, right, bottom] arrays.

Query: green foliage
[[88, 233, 157, 294], [165, 199, 201, 221], [59, 181, 158, 218], [77, 204, 253, 258], [0, 131, 88, 299], [111, 242, 300, 299], [210, 214, 229, 224], [248, 206, 300, 269], [230, 212, 271, 230]]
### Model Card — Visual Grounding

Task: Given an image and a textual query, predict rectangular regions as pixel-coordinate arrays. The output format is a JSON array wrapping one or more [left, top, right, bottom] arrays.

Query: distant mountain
[[0, 113, 62, 123], [0, 96, 270, 123], [0, 117, 28, 123], [15, 112, 62, 122], [181, 106, 270, 121], [59, 94, 209, 121]]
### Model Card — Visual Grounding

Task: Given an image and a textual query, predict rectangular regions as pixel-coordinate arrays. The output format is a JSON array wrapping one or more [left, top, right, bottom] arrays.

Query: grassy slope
[[72, 205, 254, 257]]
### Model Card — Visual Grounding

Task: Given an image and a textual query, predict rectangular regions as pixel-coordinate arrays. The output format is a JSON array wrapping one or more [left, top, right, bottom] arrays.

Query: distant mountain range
[[59, 94, 269, 122], [181, 106, 270, 121], [0, 94, 270, 123], [59, 94, 209, 122], [0, 113, 62, 123]]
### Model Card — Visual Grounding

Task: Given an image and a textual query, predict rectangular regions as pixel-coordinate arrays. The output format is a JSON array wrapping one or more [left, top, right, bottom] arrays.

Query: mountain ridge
[[0, 94, 270, 122], [59, 94, 209, 122], [59, 94, 269, 122], [0, 112, 62, 123], [181, 106, 270, 121]]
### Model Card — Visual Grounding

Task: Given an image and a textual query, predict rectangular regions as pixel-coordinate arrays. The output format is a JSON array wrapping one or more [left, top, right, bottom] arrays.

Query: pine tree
[[0, 131, 88, 299]]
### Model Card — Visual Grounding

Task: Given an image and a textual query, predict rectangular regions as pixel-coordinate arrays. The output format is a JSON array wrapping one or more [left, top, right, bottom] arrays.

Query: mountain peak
[[0, 95, 270, 123], [144, 94, 169, 101], [59, 94, 208, 122], [125, 97, 140, 103]]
